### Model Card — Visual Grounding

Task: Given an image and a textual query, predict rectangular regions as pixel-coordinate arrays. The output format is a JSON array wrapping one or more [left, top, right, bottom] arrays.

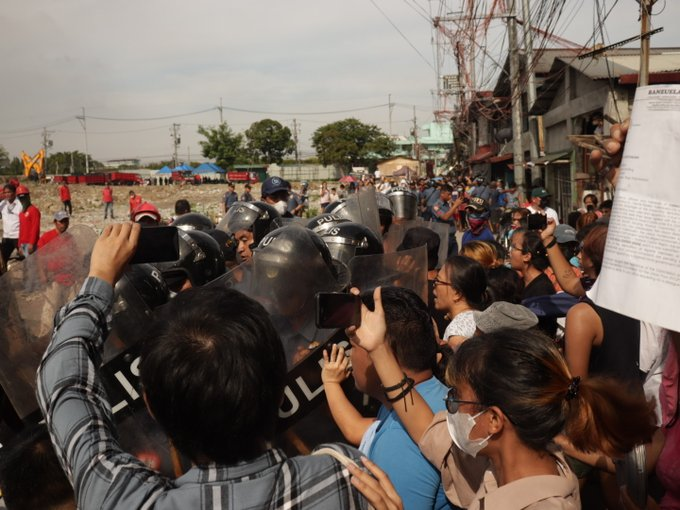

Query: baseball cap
[[53, 211, 70, 222], [466, 196, 489, 212], [554, 224, 577, 244], [261, 176, 289, 196], [531, 187, 550, 198], [473, 301, 539, 333]]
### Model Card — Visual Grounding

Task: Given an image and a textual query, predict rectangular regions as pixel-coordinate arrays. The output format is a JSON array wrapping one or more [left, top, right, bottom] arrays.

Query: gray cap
[[554, 224, 577, 244], [473, 301, 539, 333]]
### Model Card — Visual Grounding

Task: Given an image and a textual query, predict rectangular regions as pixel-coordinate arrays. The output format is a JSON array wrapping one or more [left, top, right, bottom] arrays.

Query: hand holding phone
[[316, 292, 361, 329], [130, 226, 180, 264], [527, 213, 548, 231]]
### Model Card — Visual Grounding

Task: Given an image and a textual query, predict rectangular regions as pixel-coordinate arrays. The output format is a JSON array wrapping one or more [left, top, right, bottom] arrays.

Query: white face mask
[[272, 200, 287, 216], [446, 410, 491, 458]]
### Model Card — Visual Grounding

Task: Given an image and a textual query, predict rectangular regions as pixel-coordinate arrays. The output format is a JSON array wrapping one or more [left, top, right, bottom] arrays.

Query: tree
[[244, 119, 295, 164], [45, 151, 101, 174], [198, 123, 245, 169], [311, 118, 395, 173]]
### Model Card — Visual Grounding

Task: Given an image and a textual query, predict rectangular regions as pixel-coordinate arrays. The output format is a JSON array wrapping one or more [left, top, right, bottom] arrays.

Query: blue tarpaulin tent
[[174, 164, 194, 172], [156, 165, 172, 174], [193, 163, 225, 174]]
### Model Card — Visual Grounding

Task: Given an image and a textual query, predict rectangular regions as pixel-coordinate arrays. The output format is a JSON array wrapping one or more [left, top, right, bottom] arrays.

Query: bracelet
[[544, 236, 557, 250], [384, 377, 415, 411], [381, 374, 411, 392]]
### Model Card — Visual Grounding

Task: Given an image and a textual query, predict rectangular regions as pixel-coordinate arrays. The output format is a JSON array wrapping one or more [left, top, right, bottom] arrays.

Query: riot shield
[[382, 219, 449, 269], [327, 188, 381, 240], [349, 245, 429, 304], [0, 225, 96, 419]]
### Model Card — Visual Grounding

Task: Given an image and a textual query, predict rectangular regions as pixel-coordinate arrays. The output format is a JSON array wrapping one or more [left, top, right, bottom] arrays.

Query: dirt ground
[[2, 181, 274, 236]]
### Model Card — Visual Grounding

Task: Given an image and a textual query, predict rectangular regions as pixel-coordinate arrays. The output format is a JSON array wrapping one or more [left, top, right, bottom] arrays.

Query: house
[[393, 120, 454, 175], [376, 157, 421, 179]]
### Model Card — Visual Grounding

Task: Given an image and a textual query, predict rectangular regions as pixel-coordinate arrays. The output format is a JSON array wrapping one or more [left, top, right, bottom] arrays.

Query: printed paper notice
[[594, 85, 680, 331]]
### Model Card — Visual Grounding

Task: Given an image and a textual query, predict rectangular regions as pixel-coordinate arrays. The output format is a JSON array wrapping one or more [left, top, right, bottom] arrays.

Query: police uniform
[[432, 199, 458, 255]]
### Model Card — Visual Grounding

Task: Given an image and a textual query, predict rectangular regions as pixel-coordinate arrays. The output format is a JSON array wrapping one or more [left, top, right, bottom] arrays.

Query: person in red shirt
[[58, 182, 72, 215], [37, 211, 76, 287], [102, 183, 114, 219], [16, 185, 41, 257], [38, 211, 70, 249], [128, 190, 142, 220]]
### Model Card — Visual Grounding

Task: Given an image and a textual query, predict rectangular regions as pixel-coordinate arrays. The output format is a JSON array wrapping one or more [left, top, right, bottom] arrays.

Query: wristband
[[544, 236, 557, 250]]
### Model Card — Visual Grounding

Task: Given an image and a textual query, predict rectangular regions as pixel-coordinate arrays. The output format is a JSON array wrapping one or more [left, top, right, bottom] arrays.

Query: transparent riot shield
[[349, 245, 429, 304], [382, 219, 449, 269], [0, 225, 97, 419], [328, 188, 381, 240]]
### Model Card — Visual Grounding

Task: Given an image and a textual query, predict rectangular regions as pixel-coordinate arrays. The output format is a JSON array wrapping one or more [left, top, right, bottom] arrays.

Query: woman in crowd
[[433, 256, 488, 351], [459, 241, 500, 269], [509, 228, 557, 337], [319, 182, 331, 210], [347, 289, 657, 510]]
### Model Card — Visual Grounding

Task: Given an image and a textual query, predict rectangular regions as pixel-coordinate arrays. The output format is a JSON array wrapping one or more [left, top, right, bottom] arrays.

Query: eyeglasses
[[444, 387, 486, 414], [432, 277, 454, 287], [508, 244, 524, 253]]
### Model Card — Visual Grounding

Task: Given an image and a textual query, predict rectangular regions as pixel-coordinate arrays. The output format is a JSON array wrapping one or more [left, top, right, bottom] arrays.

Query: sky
[[1, 0, 678, 165]]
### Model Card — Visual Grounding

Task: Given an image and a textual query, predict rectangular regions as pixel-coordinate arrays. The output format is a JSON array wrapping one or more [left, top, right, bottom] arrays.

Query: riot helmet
[[323, 200, 347, 215], [153, 230, 225, 292], [306, 213, 350, 236], [171, 213, 215, 232], [217, 201, 280, 263], [319, 222, 384, 266], [206, 229, 238, 268], [386, 186, 418, 220]]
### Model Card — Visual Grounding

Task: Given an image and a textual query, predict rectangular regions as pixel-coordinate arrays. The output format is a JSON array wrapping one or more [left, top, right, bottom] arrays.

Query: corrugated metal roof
[[562, 52, 680, 79]]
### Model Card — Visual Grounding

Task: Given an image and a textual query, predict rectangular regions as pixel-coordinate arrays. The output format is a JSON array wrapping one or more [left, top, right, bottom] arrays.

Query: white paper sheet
[[594, 85, 680, 331]]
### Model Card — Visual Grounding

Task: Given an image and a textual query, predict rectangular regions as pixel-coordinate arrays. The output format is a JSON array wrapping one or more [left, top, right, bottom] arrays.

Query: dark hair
[[516, 229, 549, 271], [361, 287, 437, 373], [0, 424, 74, 510], [3, 184, 16, 193], [576, 212, 597, 231], [583, 193, 598, 207], [174, 199, 191, 215], [486, 266, 523, 304], [443, 255, 488, 310], [440, 184, 453, 193], [567, 210, 581, 229], [450, 329, 656, 456], [139, 286, 286, 464], [581, 223, 608, 276], [599, 199, 613, 211]]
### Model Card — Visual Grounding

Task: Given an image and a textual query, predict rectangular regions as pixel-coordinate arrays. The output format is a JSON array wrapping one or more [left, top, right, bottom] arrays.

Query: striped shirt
[[37, 277, 368, 509]]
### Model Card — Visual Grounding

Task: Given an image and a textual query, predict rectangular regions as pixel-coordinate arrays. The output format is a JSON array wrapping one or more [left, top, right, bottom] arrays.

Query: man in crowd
[[432, 184, 463, 255], [128, 190, 142, 220], [527, 187, 559, 225], [37, 211, 70, 249], [102, 183, 114, 219], [287, 181, 309, 217], [16, 185, 41, 257], [36, 223, 368, 509], [223, 182, 238, 213], [58, 181, 72, 216], [0, 183, 23, 269], [239, 183, 254, 202], [261, 176, 292, 217], [461, 196, 494, 246]]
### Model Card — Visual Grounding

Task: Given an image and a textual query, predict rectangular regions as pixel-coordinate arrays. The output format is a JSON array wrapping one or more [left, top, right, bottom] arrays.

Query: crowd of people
[[0, 123, 677, 510]]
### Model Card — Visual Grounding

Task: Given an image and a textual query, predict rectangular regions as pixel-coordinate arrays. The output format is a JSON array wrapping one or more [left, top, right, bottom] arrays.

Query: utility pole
[[76, 107, 90, 174], [507, 0, 525, 199], [638, 0, 657, 87], [292, 118, 300, 170], [388, 94, 393, 135], [412, 106, 419, 162], [41, 127, 54, 176], [219, 97, 224, 125], [171, 124, 181, 168], [521, 0, 541, 182]]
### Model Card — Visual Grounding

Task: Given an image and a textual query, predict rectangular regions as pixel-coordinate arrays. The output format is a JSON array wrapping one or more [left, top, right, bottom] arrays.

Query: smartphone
[[527, 213, 547, 231], [130, 226, 180, 264], [315, 292, 361, 329]]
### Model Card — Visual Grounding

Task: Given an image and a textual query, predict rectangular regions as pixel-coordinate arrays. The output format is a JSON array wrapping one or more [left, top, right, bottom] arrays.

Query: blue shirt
[[461, 227, 495, 246], [432, 199, 457, 234], [367, 377, 453, 510]]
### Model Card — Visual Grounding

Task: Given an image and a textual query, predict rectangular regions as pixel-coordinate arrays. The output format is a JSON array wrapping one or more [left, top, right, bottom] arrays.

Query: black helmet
[[253, 224, 350, 291], [171, 213, 215, 232], [323, 200, 346, 214], [306, 213, 351, 236], [206, 228, 238, 264], [153, 230, 225, 292], [319, 222, 384, 266], [218, 201, 280, 246]]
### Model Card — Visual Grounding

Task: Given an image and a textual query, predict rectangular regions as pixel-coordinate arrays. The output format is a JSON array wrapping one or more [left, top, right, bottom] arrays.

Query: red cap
[[16, 184, 30, 196]]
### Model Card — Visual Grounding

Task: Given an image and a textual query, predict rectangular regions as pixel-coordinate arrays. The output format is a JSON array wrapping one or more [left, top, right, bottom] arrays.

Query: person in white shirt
[[0, 183, 23, 268], [527, 187, 559, 225]]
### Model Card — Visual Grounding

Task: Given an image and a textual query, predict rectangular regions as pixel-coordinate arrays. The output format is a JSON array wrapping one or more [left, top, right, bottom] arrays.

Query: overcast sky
[[1, 0, 678, 164]]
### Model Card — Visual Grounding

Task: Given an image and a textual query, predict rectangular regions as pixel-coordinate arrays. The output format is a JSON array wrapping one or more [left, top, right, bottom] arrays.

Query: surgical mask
[[272, 200, 287, 216], [569, 256, 580, 268], [446, 410, 491, 458]]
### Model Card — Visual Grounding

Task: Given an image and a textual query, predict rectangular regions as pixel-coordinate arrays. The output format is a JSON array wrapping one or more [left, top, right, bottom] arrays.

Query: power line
[[87, 107, 217, 122]]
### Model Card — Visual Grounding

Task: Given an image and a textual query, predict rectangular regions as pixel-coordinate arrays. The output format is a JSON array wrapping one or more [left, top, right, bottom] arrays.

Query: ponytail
[[564, 376, 656, 457]]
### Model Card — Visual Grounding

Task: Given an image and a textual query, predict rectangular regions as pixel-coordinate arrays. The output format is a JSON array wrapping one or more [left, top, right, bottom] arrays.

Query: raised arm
[[322, 344, 375, 446], [349, 287, 435, 444], [541, 219, 585, 297]]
